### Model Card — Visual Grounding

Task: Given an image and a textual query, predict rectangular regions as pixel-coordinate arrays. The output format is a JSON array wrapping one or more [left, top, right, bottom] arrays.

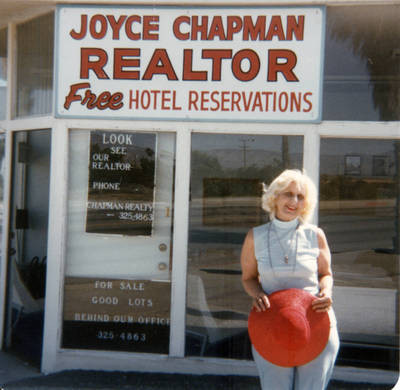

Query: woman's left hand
[[312, 291, 332, 312]]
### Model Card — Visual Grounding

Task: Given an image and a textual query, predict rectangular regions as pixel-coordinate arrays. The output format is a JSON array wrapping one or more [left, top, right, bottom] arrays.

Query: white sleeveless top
[[253, 218, 336, 326]]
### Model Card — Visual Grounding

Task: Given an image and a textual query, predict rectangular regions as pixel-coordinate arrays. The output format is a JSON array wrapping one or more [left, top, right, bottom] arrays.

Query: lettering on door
[[86, 130, 156, 236]]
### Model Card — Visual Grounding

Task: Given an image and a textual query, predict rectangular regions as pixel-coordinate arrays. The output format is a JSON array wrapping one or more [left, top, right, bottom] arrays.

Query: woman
[[241, 169, 339, 390]]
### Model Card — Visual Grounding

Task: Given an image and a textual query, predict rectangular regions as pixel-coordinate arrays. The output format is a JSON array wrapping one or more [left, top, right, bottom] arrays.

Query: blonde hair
[[261, 169, 317, 223]]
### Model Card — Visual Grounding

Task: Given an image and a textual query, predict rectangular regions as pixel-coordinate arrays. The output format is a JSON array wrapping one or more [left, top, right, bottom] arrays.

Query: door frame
[[0, 129, 12, 350], [39, 120, 195, 373]]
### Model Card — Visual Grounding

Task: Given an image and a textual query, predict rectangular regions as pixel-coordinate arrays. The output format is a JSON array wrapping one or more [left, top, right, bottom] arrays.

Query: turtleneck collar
[[272, 217, 299, 230]]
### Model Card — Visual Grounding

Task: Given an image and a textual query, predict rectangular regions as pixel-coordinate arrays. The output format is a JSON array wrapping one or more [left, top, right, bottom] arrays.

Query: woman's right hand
[[240, 230, 270, 312], [252, 293, 270, 312]]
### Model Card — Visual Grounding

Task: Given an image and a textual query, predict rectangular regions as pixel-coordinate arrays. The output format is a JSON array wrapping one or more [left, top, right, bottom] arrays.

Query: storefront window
[[62, 129, 175, 354], [186, 133, 303, 359], [324, 5, 400, 121], [5, 129, 50, 365], [319, 138, 399, 369], [16, 13, 53, 117], [0, 28, 7, 120]]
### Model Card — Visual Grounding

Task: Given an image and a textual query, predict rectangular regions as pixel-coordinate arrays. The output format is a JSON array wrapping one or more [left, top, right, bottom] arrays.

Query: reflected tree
[[328, 5, 400, 120]]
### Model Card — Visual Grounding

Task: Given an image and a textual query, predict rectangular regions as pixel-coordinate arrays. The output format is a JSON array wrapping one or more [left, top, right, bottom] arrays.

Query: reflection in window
[[372, 156, 388, 177], [344, 155, 361, 176], [17, 13, 53, 117], [319, 139, 399, 369], [186, 134, 303, 359], [0, 28, 7, 120], [324, 5, 400, 121]]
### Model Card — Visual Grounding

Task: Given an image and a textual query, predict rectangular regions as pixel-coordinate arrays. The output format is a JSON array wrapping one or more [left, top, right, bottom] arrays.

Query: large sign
[[55, 6, 325, 122]]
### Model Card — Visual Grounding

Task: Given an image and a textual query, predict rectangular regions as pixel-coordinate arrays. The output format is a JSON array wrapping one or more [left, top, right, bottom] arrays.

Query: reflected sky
[[192, 133, 303, 152], [320, 138, 397, 155]]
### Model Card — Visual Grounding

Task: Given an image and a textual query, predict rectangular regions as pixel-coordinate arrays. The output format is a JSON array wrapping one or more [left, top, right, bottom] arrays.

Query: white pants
[[252, 327, 340, 390]]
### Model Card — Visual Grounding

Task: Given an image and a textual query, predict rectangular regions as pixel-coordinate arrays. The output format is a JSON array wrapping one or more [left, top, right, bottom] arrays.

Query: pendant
[[284, 255, 289, 263]]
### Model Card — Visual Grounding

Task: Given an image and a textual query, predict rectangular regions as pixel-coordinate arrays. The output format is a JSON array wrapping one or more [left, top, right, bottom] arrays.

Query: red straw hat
[[248, 288, 330, 367]]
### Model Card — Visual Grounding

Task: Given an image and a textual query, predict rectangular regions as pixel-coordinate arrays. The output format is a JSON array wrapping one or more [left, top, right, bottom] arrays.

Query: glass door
[[4, 129, 51, 366], [61, 129, 175, 354]]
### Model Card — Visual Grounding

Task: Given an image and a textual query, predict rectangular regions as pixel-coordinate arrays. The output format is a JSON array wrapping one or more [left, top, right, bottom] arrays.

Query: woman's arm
[[240, 229, 270, 311], [312, 227, 333, 312]]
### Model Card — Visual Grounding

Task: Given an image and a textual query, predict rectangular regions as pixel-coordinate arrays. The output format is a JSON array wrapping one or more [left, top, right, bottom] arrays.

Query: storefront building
[[0, 0, 398, 382]]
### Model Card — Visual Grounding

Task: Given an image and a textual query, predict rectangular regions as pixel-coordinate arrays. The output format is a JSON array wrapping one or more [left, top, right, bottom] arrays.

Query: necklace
[[272, 221, 299, 263], [267, 221, 299, 272]]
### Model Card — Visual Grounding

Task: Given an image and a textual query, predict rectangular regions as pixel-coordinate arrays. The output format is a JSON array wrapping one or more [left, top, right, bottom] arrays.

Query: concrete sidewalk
[[0, 352, 398, 390]]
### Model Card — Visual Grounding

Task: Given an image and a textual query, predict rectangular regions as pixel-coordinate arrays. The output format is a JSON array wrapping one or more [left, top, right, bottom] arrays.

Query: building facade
[[0, 0, 399, 382]]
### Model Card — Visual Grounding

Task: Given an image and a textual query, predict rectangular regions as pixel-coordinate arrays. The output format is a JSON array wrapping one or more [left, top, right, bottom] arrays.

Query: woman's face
[[275, 181, 306, 221]]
